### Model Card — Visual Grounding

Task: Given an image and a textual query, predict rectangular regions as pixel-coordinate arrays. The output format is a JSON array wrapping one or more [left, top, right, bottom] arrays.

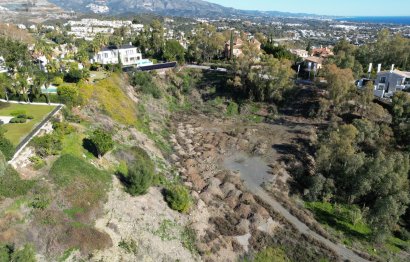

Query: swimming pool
[[41, 87, 58, 94]]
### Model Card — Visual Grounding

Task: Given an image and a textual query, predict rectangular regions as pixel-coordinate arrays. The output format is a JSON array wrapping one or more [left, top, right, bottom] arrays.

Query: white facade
[[374, 70, 410, 98], [290, 49, 309, 59], [0, 56, 7, 73], [93, 45, 143, 66]]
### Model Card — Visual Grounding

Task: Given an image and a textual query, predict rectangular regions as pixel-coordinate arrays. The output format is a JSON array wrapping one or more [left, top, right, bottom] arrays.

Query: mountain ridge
[[47, 0, 327, 18]]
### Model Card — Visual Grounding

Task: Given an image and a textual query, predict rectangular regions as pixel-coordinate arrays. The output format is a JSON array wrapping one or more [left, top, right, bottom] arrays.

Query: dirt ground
[[92, 177, 199, 262], [168, 112, 337, 261]]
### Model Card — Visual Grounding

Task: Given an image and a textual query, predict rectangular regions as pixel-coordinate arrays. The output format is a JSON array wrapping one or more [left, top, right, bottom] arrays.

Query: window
[[379, 76, 386, 84], [378, 84, 385, 90], [405, 78, 410, 85], [397, 79, 404, 86]]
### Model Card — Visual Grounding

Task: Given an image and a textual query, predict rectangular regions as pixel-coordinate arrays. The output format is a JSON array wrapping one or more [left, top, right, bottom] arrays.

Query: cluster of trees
[[228, 53, 294, 103], [304, 62, 410, 240], [0, 37, 89, 104], [329, 30, 410, 78]]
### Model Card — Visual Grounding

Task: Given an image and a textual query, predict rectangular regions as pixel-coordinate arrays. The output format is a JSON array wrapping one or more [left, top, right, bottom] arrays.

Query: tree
[[392, 92, 410, 149], [163, 40, 185, 64], [57, 84, 79, 107], [89, 129, 114, 158], [324, 64, 355, 109], [165, 184, 192, 213], [0, 74, 11, 101]]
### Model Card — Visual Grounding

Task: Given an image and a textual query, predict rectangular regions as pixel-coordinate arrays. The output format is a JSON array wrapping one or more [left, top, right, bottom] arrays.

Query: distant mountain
[[48, 0, 235, 16], [47, 0, 324, 18]]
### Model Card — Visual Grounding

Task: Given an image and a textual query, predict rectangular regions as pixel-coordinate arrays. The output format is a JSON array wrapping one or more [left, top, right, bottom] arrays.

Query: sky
[[206, 0, 410, 16]]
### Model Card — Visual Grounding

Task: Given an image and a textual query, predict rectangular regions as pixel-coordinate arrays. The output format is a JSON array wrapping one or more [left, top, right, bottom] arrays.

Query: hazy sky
[[206, 0, 410, 16]]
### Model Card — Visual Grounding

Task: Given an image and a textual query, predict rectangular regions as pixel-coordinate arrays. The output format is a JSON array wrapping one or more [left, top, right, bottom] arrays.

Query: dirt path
[[244, 179, 369, 262]]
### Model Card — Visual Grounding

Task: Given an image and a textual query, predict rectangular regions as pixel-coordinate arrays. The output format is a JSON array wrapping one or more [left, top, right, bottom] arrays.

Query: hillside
[[47, 0, 323, 18]]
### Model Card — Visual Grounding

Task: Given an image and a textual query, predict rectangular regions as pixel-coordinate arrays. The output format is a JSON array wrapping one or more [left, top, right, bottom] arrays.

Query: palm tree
[[16, 74, 30, 103]]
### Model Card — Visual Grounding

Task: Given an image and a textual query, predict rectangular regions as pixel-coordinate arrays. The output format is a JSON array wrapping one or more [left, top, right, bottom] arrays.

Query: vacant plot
[[0, 103, 56, 146]]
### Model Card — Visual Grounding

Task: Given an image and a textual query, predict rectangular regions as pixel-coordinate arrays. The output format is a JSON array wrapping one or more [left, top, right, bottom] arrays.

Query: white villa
[[374, 70, 410, 98], [92, 44, 143, 67]]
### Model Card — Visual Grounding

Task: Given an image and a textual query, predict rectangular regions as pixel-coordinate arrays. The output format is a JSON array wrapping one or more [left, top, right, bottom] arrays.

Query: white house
[[374, 70, 410, 98], [92, 44, 143, 67]]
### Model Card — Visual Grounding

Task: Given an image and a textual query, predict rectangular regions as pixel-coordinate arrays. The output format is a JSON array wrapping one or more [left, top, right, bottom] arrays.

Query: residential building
[[290, 49, 309, 59], [304, 56, 324, 70], [374, 70, 410, 98], [225, 38, 244, 58], [224, 37, 261, 59], [311, 46, 334, 58], [92, 44, 143, 67]]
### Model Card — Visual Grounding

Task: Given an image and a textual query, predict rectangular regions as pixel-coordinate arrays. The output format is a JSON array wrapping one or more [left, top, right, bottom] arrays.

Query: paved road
[[184, 64, 227, 72], [245, 180, 369, 262]]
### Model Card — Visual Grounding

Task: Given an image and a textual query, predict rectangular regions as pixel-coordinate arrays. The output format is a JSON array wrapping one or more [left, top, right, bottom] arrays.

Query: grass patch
[[83, 74, 137, 125], [49, 154, 111, 213], [153, 219, 179, 241], [61, 131, 95, 159], [0, 103, 55, 146], [0, 166, 35, 198], [305, 202, 371, 240]]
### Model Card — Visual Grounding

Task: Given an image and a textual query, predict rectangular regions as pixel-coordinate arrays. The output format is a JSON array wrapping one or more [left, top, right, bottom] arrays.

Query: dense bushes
[[9, 114, 33, 124], [85, 129, 114, 158], [0, 135, 15, 160], [130, 71, 161, 99], [31, 133, 62, 158], [165, 184, 192, 213], [119, 147, 155, 196], [0, 244, 36, 262], [0, 166, 34, 198], [57, 84, 79, 107]]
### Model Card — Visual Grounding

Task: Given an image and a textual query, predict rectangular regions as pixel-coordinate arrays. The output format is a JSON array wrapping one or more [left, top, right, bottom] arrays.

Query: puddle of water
[[223, 152, 272, 187]]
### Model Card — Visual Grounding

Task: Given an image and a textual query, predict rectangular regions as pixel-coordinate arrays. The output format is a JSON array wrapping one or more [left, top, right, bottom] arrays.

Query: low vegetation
[[164, 184, 192, 213]]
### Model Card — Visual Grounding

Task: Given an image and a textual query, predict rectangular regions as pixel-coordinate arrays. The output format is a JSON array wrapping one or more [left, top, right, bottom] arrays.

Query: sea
[[336, 16, 410, 25]]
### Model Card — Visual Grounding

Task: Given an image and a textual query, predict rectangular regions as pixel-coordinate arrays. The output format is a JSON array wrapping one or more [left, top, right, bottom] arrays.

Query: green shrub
[[86, 129, 114, 158], [226, 101, 239, 116], [124, 163, 154, 196], [0, 244, 11, 262], [130, 72, 161, 99], [0, 151, 7, 176], [52, 121, 75, 135], [0, 135, 15, 160], [29, 155, 46, 170], [165, 185, 192, 213], [10, 244, 36, 262], [31, 133, 62, 158], [9, 118, 27, 124], [53, 76, 64, 86]]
